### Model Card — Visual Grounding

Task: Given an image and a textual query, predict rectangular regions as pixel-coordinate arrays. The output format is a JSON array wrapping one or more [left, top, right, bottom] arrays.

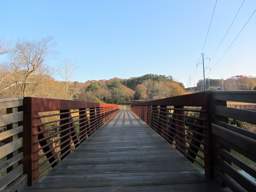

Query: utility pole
[[201, 53, 206, 91], [222, 78, 224, 90]]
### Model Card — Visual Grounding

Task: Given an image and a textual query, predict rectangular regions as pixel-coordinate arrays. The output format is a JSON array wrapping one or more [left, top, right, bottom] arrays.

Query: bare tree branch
[[8, 39, 50, 96]]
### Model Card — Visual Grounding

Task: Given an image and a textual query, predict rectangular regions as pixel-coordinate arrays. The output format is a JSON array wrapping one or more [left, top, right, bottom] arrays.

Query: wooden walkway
[[25, 110, 224, 192]]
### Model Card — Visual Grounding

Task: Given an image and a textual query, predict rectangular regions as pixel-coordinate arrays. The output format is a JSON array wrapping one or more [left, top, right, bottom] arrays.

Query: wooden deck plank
[[24, 183, 225, 192], [24, 110, 225, 192]]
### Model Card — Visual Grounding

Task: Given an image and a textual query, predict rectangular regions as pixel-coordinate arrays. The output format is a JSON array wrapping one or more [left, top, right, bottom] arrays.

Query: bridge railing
[[23, 97, 119, 185], [0, 98, 26, 192], [0, 97, 119, 190], [211, 91, 256, 191], [131, 91, 256, 192]]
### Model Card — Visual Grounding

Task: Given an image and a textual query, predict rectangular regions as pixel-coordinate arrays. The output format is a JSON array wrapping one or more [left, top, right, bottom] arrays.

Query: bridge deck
[[25, 110, 224, 192]]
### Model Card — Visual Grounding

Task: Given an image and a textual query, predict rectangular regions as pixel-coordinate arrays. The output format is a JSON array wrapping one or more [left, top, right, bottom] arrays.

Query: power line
[[199, 0, 218, 88], [201, 0, 218, 52], [215, 0, 245, 53], [216, 7, 256, 65]]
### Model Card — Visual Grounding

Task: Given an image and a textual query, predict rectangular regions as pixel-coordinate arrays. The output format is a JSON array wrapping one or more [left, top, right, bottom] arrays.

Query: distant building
[[185, 86, 197, 93]]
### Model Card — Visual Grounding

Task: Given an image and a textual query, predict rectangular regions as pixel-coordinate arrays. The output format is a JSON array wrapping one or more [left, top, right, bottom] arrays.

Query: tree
[[0, 42, 10, 93], [0, 65, 11, 93], [9, 39, 50, 96], [57, 62, 75, 99], [134, 84, 147, 100], [143, 80, 160, 99]]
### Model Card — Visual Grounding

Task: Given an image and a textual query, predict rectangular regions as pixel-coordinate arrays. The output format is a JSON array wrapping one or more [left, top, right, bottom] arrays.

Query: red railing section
[[131, 91, 256, 192], [23, 97, 119, 184], [131, 92, 211, 175]]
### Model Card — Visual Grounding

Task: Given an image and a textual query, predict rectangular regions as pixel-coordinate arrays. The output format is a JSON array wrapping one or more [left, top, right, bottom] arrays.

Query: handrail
[[0, 98, 26, 191], [22, 97, 119, 185], [131, 91, 256, 192], [0, 97, 118, 190]]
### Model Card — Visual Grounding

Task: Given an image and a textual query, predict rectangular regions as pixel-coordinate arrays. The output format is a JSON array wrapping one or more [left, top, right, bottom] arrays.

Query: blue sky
[[1, 0, 256, 87]]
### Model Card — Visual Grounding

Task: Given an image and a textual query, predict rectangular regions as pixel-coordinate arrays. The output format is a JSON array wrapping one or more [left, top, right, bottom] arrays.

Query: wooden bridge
[[0, 92, 255, 192]]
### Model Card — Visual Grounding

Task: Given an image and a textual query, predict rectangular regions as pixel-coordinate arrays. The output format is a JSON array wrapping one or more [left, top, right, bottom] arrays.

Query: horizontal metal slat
[[0, 112, 23, 127], [0, 126, 23, 141], [215, 106, 256, 124], [0, 138, 23, 159], [212, 123, 256, 162], [0, 165, 23, 191]]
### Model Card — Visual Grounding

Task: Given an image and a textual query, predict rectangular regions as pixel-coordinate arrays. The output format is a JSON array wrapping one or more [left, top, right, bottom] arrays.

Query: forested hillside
[[75, 74, 186, 103], [0, 67, 186, 103]]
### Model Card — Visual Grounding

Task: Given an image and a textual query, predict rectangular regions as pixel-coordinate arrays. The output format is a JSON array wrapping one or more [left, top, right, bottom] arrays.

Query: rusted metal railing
[[131, 91, 256, 192], [22, 97, 119, 185], [0, 97, 119, 190], [211, 92, 256, 191]]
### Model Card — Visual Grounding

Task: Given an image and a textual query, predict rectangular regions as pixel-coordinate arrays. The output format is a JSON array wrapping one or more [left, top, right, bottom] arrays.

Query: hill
[[0, 66, 186, 103], [75, 74, 186, 103]]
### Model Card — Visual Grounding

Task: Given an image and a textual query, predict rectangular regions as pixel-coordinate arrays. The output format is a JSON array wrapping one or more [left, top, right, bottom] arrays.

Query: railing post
[[59, 109, 71, 159], [145, 106, 148, 124], [204, 92, 214, 179], [168, 108, 176, 144], [174, 105, 186, 153], [96, 107, 101, 128], [23, 97, 40, 185], [204, 92, 228, 179], [99, 107, 104, 126], [151, 105, 157, 131], [156, 105, 161, 133], [144, 106, 147, 122], [89, 107, 96, 135], [70, 114, 79, 148], [142, 106, 145, 121], [79, 108, 89, 141], [159, 105, 166, 137], [23, 97, 32, 185], [163, 106, 170, 141], [147, 105, 152, 126]]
